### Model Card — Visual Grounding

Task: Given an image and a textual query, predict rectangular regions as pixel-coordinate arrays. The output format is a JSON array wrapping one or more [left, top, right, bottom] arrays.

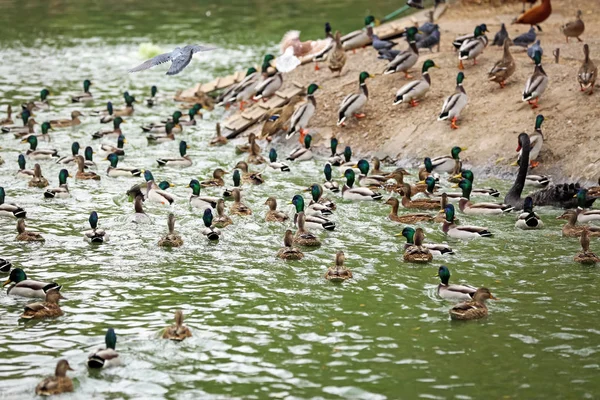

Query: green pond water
[[1, 0, 600, 398]]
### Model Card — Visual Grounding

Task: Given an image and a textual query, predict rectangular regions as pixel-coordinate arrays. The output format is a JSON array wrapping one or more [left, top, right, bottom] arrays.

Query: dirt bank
[[230, 0, 600, 183]]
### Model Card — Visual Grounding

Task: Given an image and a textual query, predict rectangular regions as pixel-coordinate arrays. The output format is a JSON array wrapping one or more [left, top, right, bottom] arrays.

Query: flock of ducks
[[1, 1, 599, 395]]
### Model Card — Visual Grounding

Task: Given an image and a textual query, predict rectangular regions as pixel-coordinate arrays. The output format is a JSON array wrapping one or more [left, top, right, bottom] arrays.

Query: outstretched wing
[[167, 45, 217, 75], [184, 44, 217, 54], [128, 52, 173, 73]]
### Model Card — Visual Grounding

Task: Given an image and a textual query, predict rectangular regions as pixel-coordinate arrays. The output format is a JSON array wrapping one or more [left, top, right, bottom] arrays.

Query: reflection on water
[[1, 0, 600, 398]]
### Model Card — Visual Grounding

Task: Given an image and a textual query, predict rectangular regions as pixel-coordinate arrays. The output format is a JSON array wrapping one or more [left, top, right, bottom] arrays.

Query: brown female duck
[[158, 213, 183, 247], [21, 288, 64, 319], [230, 188, 252, 216], [277, 229, 304, 260], [35, 360, 74, 396], [575, 228, 600, 264], [163, 310, 192, 341], [213, 199, 233, 228], [28, 164, 49, 188], [449, 287, 497, 320], [557, 210, 600, 237], [264, 197, 289, 222], [384, 197, 433, 223], [325, 251, 352, 282], [16, 218, 45, 242]]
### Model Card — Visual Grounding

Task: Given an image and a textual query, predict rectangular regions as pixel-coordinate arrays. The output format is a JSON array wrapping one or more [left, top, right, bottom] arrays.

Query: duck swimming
[[0, 187, 27, 218], [201, 208, 221, 241], [324, 251, 352, 282], [83, 211, 108, 243], [21, 287, 64, 319], [87, 328, 121, 369], [44, 169, 71, 199], [158, 213, 183, 247], [35, 360, 74, 396], [163, 310, 192, 341], [277, 230, 304, 260], [3, 267, 61, 298], [436, 266, 476, 301]]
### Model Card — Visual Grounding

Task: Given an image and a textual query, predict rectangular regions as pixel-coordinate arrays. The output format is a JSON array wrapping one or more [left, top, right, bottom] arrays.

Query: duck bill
[[2, 279, 12, 287]]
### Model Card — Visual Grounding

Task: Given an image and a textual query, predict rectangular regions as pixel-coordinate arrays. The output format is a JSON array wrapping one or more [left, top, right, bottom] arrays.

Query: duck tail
[[336, 112, 346, 126], [43, 190, 55, 199], [322, 221, 336, 231], [13, 208, 27, 219], [501, 205, 514, 213], [372, 192, 383, 201], [478, 230, 493, 237], [438, 112, 449, 121], [156, 159, 167, 167]]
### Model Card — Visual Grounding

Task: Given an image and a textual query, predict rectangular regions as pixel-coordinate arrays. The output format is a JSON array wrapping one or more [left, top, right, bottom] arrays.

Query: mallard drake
[[221, 67, 259, 109], [188, 179, 218, 210], [452, 171, 500, 197], [264, 197, 289, 222], [8, 118, 37, 138], [21, 135, 59, 160], [401, 227, 433, 263], [253, 71, 283, 101], [100, 134, 127, 157], [328, 138, 343, 166], [44, 169, 71, 199], [293, 212, 321, 247], [561, 10, 584, 42], [35, 360, 74, 396], [325, 251, 352, 282], [171, 105, 200, 122], [515, 196, 544, 229], [418, 157, 440, 182], [88, 328, 120, 369], [0, 187, 27, 218], [430, 146, 464, 174], [338, 146, 358, 175], [385, 198, 433, 223], [259, 96, 303, 140], [21, 287, 63, 319], [488, 38, 516, 89], [291, 194, 335, 231], [16, 154, 34, 179], [287, 134, 313, 162], [113, 93, 136, 117], [575, 229, 600, 264], [235, 161, 264, 185], [438, 72, 468, 129], [56, 142, 81, 165], [163, 310, 192, 340], [127, 180, 173, 199], [71, 79, 93, 102], [436, 266, 476, 301], [578, 44, 597, 95], [146, 85, 159, 107], [157, 140, 192, 167], [201, 208, 221, 241], [522, 51, 548, 109], [142, 111, 183, 133], [25, 88, 51, 111], [210, 123, 228, 146], [75, 155, 100, 180], [143, 171, 174, 205], [575, 189, 600, 223], [96, 101, 114, 123], [0, 259, 11, 273], [230, 188, 252, 216], [0, 104, 13, 125], [354, 159, 387, 188], [337, 71, 373, 126], [457, 180, 513, 215], [525, 174, 551, 188], [287, 84, 319, 142], [393, 59, 439, 107], [105, 153, 141, 178], [246, 135, 266, 165], [147, 122, 178, 144], [92, 116, 126, 139], [515, 115, 545, 168], [342, 169, 382, 201], [400, 184, 440, 210], [201, 168, 228, 187], [306, 183, 336, 212], [277, 229, 304, 260], [458, 26, 486, 69], [222, 170, 242, 199], [50, 110, 83, 128], [81, 211, 109, 244], [442, 204, 492, 239], [452, 24, 488, 50], [178, 107, 199, 127], [158, 213, 183, 247], [3, 267, 61, 298], [213, 199, 232, 228], [384, 27, 419, 78], [130, 189, 152, 224], [328, 31, 347, 75], [82, 146, 96, 169], [401, 226, 454, 256], [268, 148, 290, 172], [449, 287, 496, 320], [323, 163, 340, 193]]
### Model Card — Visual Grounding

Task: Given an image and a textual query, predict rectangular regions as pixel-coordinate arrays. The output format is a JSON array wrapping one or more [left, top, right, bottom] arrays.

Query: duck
[[100, 134, 127, 157], [287, 134, 314, 162], [385, 198, 433, 224], [328, 31, 347, 75], [87, 328, 121, 369], [525, 174, 551, 188], [201, 208, 221, 241], [488, 38, 516, 89], [337, 71, 373, 126], [522, 51, 548, 109], [213, 199, 233, 228], [44, 169, 71, 199], [429, 146, 464, 174], [324, 251, 352, 282], [188, 179, 218, 210], [80, 211, 108, 244], [26, 88, 51, 111], [515, 115, 545, 168], [147, 122, 178, 144], [400, 227, 454, 256], [574, 189, 600, 223], [457, 179, 513, 215], [436, 266, 477, 301], [291, 194, 335, 231], [158, 213, 183, 247], [259, 96, 303, 139], [578, 44, 597, 95], [458, 25, 487, 69], [556, 210, 600, 237], [268, 148, 290, 172], [253, 70, 283, 101], [170, 105, 200, 122], [235, 133, 258, 155], [157, 140, 192, 167], [163, 310, 192, 341], [3, 268, 61, 298], [201, 168, 228, 188], [81, 146, 96, 169], [92, 116, 126, 139], [97, 101, 114, 123], [105, 153, 141, 178], [142, 111, 183, 133], [16, 154, 34, 179], [293, 212, 321, 247], [35, 360, 74, 396], [0, 104, 13, 125], [447, 171, 500, 197], [130, 188, 152, 224], [575, 229, 600, 264], [342, 169, 382, 201], [513, 0, 551, 31], [50, 110, 83, 128], [2, 108, 31, 132], [113, 93, 136, 117], [306, 183, 336, 212], [222, 67, 259, 109], [264, 197, 289, 223], [0, 259, 11, 273], [504, 133, 589, 209], [328, 138, 344, 166], [438, 72, 468, 129], [146, 85, 159, 107], [143, 171, 175, 205], [341, 16, 375, 50], [56, 142, 81, 165], [442, 204, 492, 239], [418, 157, 440, 182], [287, 83, 319, 142], [128, 180, 173, 199], [235, 161, 264, 185], [222, 170, 242, 199], [21, 135, 59, 160], [210, 123, 228, 146], [449, 287, 497, 320], [561, 10, 584, 42], [21, 287, 63, 319], [323, 163, 340, 193], [393, 59, 439, 107], [400, 184, 440, 210], [230, 188, 252, 216], [354, 159, 388, 188], [75, 155, 101, 180], [71, 79, 93, 102], [384, 27, 420, 78], [277, 230, 304, 260], [246, 135, 266, 165], [370, 157, 386, 176], [179, 107, 199, 127], [515, 196, 544, 229], [8, 118, 37, 138], [338, 146, 359, 176], [0, 187, 27, 218], [452, 24, 488, 50]]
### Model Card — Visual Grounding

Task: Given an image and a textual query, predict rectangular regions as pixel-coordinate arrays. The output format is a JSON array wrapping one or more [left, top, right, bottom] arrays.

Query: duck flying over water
[[128, 44, 217, 76]]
